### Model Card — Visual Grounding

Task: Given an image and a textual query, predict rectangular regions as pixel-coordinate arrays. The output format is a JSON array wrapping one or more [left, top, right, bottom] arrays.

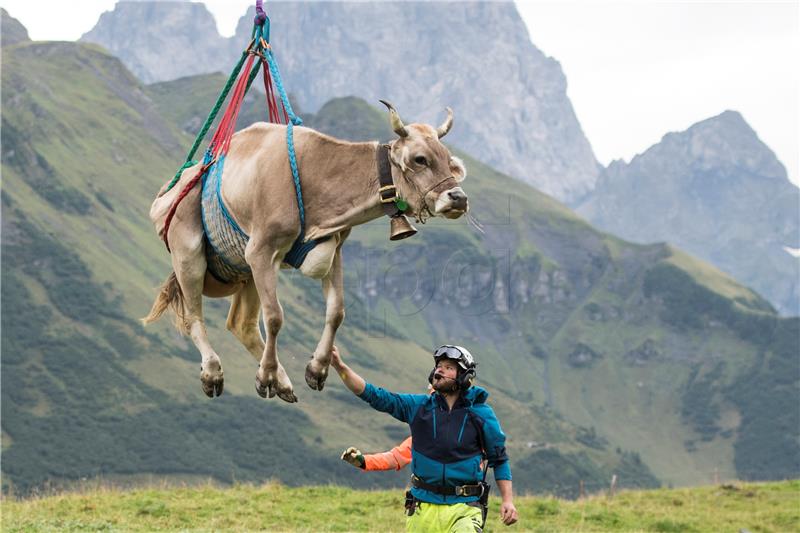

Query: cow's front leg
[[247, 244, 296, 403], [305, 246, 345, 391]]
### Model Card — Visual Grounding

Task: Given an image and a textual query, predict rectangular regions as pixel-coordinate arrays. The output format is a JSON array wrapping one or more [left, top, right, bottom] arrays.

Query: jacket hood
[[463, 385, 488, 405]]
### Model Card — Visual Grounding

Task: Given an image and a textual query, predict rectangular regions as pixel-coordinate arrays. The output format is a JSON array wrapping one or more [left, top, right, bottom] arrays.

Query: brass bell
[[390, 214, 418, 240]]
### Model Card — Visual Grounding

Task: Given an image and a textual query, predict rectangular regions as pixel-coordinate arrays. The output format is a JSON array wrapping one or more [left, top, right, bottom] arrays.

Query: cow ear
[[391, 145, 409, 173], [450, 156, 467, 182]]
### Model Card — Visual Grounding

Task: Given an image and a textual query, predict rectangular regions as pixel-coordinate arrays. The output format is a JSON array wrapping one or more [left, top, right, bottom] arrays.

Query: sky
[[3, 0, 798, 185]]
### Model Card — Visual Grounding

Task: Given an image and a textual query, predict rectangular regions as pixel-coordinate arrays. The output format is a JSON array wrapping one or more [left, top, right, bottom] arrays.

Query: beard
[[432, 375, 459, 393]]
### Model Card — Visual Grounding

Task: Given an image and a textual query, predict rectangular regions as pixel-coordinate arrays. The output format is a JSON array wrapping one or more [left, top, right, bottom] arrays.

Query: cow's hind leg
[[226, 278, 265, 361], [173, 242, 225, 397], [246, 243, 297, 403], [305, 245, 345, 391]]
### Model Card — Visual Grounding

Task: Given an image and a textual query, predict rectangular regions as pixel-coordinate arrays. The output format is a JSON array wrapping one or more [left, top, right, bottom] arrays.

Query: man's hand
[[340, 447, 365, 469], [499, 500, 518, 526], [330, 345, 366, 395], [330, 345, 344, 370]]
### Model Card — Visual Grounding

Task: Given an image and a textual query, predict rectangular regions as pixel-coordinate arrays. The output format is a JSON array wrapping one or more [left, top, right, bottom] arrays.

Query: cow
[[143, 102, 468, 403]]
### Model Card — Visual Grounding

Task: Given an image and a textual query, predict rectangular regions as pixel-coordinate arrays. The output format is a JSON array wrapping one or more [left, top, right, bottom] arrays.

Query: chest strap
[[411, 475, 486, 497]]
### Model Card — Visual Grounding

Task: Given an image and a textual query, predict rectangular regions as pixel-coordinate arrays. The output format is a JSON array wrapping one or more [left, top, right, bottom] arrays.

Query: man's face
[[432, 359, 460, 393]]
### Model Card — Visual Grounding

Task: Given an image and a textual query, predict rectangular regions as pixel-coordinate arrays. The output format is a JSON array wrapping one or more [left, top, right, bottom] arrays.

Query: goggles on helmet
[[433, 345, 475, 371]]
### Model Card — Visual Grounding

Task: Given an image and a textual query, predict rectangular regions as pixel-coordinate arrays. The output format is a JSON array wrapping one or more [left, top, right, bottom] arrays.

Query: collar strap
[[377, 144, 403, 219]]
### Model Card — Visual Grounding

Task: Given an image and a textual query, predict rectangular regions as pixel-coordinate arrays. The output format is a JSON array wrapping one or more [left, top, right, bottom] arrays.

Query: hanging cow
[[144, 102, 468, 402]]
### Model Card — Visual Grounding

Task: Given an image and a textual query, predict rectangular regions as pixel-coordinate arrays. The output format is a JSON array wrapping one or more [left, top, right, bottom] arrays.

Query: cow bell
[[389, 214, 417, 240]]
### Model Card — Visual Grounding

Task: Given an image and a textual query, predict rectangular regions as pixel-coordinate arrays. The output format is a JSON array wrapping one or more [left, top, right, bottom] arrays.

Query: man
[[330, 344, 519, 532]]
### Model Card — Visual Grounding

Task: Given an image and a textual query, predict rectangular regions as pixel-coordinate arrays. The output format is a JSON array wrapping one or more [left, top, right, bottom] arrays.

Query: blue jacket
[[358, 383, 511, 504]]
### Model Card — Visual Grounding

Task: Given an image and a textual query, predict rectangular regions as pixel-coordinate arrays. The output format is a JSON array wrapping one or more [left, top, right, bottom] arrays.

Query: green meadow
[[2, 480, 798, 532]]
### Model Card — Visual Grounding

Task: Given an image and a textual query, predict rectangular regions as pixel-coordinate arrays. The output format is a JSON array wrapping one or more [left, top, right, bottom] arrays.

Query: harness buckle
[[455, 485, 475, 497]]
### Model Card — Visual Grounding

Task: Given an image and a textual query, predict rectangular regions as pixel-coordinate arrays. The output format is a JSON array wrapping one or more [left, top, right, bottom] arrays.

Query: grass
[[663, 248, 768, 310], [2, 480, 798, 532]]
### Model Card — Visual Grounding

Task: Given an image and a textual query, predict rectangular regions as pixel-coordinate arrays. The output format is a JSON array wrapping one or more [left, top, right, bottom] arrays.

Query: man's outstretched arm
[[329, 345, 422, 424], [330, 345, 365, 395]]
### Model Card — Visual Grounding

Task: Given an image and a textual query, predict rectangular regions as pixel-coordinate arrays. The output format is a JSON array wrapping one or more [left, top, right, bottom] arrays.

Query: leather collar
[[377, 144, 403, 219]]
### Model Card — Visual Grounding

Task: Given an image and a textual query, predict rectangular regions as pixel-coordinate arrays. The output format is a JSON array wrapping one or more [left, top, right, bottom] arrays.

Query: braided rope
[[286, 122, 305, 228], [266, 49, 302, 126]]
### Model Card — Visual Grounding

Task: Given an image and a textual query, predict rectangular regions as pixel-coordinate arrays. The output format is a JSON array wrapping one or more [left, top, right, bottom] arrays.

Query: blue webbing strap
[[267, 41, 328, 269], [283, 122, 329, 268]]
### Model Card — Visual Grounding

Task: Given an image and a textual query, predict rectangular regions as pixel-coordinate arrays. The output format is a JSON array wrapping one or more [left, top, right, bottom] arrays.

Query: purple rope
[[254, 0, 267, 25]]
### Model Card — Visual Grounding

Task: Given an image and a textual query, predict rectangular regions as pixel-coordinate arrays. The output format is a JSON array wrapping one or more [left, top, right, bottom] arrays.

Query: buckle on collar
[[379, 184, 397, 203]]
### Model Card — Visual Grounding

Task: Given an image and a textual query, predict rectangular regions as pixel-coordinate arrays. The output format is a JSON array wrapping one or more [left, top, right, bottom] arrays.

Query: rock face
[[80, 2, 230, 84], [577, 111, 800, 315], [2, 8, 30, 47], [80, 1, 599, 202]]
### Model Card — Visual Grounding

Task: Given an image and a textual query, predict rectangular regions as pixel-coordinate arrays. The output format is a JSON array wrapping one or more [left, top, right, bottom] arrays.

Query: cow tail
[[141, 271, 189, 335]]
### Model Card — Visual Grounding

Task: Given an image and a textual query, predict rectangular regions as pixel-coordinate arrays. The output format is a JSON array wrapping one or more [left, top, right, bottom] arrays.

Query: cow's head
[[380, 100, 468, 222]]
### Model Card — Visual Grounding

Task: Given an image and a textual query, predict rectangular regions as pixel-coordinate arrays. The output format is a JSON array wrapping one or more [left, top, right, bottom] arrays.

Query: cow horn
[[379, 99, 408, 138], [437, 107, 454, 138]]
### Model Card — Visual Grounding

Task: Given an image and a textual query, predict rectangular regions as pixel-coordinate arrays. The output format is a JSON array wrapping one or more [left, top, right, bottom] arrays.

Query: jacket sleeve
[[364, 436, 413, 471], [475, 404, 512, 481], [358, 383, 424, 424]]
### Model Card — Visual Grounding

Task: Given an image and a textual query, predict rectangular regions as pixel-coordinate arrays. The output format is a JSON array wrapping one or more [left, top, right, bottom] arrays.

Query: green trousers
[[406, 502, 483, 532]]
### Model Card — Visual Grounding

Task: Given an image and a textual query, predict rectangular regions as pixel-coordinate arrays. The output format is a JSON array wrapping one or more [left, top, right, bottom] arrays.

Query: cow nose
[[448, 189, 468, 210]]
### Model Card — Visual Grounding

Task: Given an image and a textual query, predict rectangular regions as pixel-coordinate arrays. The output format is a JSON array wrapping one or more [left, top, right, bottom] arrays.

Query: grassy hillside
[[2, 38, 797, 497], [3, 480, 798, 532]]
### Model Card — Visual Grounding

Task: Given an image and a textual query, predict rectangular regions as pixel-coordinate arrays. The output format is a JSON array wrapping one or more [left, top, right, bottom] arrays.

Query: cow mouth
[[440, 206, 467, 219]]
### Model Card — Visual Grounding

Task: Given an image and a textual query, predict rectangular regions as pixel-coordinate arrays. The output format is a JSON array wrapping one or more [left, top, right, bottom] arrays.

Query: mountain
[[1, 8, 29, 47], [2, 34, 798, 495], [80, 1, 600, 203], [576, 111, 800, 316], [80, 1, 230, 84]]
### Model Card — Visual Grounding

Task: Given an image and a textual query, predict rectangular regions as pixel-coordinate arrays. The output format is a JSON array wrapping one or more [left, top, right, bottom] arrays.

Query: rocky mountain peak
[[2, 8, 30, 47], [651, 110, 785, 180], [577, 111, 799, 315], [81, 1, 228, 84]]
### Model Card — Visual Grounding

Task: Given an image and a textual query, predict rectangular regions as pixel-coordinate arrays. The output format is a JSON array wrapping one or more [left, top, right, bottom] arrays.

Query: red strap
[[211, 53, 257, 157], [161, 160, 214, 252]]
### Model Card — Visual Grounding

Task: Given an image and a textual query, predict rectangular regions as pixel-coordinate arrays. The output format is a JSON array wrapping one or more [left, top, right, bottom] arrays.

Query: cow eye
[[414, 155, 428, 166]]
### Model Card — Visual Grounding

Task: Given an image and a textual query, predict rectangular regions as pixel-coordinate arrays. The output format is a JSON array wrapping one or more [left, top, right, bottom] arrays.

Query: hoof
[[277, 389, 298, 404], [255, 367, 296, 403], [255, 377, 272, 399], [200, 361, 224, 398], [305, 359, 329, 391]]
